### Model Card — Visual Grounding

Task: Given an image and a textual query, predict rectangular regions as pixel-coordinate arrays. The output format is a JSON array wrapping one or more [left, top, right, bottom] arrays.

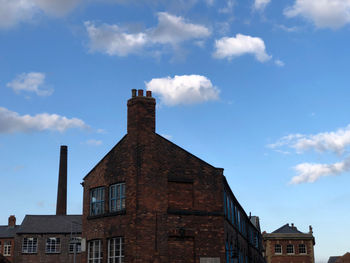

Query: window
[[88, 240, 102, 263], [22, 237, 38, 253], [274, 244, 282, 254], [108, 237, 124, 263], [69, 237, 82, 253], [90, 187, 105, 216], [46, 237, 60, 253], [299, 244, 307, 254], [0, 241, 2, 254], [4, 241, 11, 256], [286, 244, 294, 254], [110, 183, 125, 212]]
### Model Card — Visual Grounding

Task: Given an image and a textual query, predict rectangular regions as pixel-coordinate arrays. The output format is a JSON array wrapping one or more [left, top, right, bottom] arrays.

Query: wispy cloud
[[270, 124, 350, 184], [269, 125, 350, 155], [0, 0, 80, 29], [0, 107, 88, 133], [219, 0, 234, 14], [85, 139, 103, 146], [6, 72, 53, 96], [213, 34, 271, 62], [284, 0, 350, 29], [145, 75, 219, 106], [253, 0, 271, 11], [275, 59, 285, 67], [291, 157, 350, 184], [85, 12, 210, 57]]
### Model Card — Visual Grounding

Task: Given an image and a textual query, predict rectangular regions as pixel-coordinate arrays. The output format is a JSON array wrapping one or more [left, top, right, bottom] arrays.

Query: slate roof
[[16, 215, 82, 234], [272, 224, 302, 234], [250, 216, 261, 232], [0, 225, 19, 238], [328, 257, 340, 263]]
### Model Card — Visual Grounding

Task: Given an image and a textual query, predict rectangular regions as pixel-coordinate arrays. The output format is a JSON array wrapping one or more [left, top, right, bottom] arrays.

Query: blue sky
[[1, 0, 350, 261]]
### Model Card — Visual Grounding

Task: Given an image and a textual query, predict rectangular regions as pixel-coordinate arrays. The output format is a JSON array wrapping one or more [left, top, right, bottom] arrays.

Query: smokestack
[[56, 145, 67, 215]]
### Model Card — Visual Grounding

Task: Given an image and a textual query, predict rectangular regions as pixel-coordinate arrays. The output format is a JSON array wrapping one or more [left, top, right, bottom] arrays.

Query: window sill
[[87, 209, 126, 220]]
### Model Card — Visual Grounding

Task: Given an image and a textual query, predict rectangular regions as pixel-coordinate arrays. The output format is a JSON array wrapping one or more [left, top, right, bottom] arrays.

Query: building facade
[[81, 89, 265, 263], [263, 224, 315, 263], [0, 216, 18, 263]]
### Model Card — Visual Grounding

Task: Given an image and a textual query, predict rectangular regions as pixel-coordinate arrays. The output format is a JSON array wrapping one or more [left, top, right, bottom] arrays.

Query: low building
[[81, 89, 266, 263], [0, 216, 19, 262], [263, 223, 315, 263], [328, 253, 350, 263]]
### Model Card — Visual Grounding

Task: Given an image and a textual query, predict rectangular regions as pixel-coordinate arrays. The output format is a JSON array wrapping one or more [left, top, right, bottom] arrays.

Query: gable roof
[[16, 215, 81, 234], [272, 224, 302, 234], [328, 257, 341, 263], [0, 225, 19, 238]]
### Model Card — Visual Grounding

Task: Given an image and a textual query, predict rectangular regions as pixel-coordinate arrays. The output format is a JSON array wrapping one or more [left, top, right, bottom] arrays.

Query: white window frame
[[274, 244, 282, 254], [90, 187, 105, 216], [299, 244, 307, 254], [286, 244, 294, 254], [46, 237, 61, 254], [4, 241, 11, 256], [88, 240, 102, 263], [69, 237, 82, 254], [108, 237, 124, 263], [109, 183, 126, 213], [22, 237, 38, 254]]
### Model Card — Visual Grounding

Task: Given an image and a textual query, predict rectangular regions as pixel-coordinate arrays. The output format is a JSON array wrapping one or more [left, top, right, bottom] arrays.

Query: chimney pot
[[146, 90, 152, 97], [291, 223, 294, 227], [132, 89, 137, 97], [138, 89, 144, 96], [8, 215, 16, 227]]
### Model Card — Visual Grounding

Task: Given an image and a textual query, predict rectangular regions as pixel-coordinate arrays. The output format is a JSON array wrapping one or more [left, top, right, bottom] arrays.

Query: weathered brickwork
[[13, 234, 81, 263], [82, 89, 265, 263]]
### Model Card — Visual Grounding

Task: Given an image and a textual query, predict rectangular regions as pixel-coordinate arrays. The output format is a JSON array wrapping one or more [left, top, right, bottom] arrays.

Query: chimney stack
[[127, 89, 156, 134], [8, 215, 16, 227], [56, 145, 67, 215]]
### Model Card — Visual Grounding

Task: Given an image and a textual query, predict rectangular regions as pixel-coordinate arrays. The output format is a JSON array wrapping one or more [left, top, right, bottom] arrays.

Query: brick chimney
[[56, 145, 67, 215], [127, 89, 156, 134], [8, 215, 16, 227]]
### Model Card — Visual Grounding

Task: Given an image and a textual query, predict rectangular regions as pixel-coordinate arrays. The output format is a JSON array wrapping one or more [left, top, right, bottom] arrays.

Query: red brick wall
[[0, 238, 15, 263]]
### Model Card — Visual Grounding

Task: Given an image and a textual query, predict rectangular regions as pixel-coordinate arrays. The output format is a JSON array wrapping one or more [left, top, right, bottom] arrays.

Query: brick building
[[262, 223, 315, 263], [0, 216, 18, 262], [81, 89, 265, 263], [328, 252, 350, 263], [11, 146, 82, 263]]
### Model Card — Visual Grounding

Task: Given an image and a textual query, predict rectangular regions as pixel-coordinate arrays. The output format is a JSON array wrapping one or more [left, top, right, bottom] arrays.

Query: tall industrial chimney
[[56, 145, 67, 215]]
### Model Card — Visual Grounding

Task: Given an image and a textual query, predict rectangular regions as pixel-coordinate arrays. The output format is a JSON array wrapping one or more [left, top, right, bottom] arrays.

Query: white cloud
[[0, 0, 37, 28], [0, 107, 88, 133], [0, 0, 79, 28], [284, 0, 350, 29], [6, 72, 53, 96], [253, 0, 271, 11], [85, 139, 102, 146], [213, 34, 271, 62], [33, 0, 81, 17], [85, 12, 210, 56], [291, 157, 350, 184], [269, 125, 350, 155], [151, 12, 211, 44], [275, 59, 285, 67], [219, 0, 234, 14], [145, 75, 219, 106], [85, 22, 148, 56]]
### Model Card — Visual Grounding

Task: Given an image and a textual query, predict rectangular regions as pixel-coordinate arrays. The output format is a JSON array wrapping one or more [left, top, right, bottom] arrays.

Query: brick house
[[0, 216, 18, 262], [262, 223, 315, 263], [328, 252, 350, 263], [81, 89, 265, 263]]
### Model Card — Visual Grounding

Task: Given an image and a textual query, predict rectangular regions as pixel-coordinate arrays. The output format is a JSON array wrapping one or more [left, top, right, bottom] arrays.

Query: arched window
[[286, 244, 294, 254], [274, 244, 282, 254]]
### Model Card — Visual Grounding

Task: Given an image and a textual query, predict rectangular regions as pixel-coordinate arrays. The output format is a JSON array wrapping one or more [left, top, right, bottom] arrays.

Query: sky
[[1, 0, 350, 262]]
